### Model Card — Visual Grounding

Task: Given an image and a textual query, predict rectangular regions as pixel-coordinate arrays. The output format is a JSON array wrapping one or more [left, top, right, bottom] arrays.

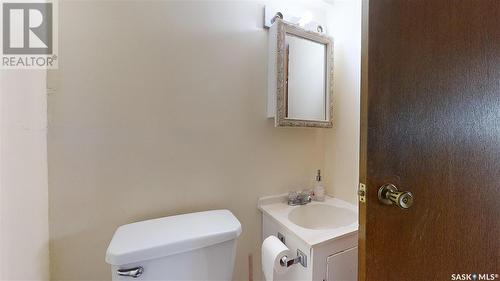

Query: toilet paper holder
[[279, 249, 307, 268]]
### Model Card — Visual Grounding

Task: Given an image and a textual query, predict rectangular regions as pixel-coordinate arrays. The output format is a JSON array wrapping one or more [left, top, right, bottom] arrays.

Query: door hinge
[[358, 183, 366, 203]]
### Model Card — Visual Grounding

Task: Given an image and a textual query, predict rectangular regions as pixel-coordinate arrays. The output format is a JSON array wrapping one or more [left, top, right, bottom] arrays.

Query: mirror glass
[[285, 34, 327, 121]]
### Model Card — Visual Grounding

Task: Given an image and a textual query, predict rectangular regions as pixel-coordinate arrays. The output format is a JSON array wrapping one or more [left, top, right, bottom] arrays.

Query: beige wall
[[1, 70, 50, 280], [48, 1, 336, 280], [324, 0, 362, 204]]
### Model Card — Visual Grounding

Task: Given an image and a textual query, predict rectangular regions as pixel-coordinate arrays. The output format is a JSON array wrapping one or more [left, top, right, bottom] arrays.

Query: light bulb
[[298, 11, 313, 27]]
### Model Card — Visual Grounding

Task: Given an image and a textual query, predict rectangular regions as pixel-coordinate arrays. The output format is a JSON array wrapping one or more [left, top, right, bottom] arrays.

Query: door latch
[[358, 183, 366, 203]]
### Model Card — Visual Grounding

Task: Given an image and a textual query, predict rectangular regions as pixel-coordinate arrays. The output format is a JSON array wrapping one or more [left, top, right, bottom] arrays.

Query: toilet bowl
[[105, 210, 242, 280]]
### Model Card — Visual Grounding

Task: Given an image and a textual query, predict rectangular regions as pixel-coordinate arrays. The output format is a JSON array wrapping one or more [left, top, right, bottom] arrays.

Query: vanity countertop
[[258, 194, 358, 247]]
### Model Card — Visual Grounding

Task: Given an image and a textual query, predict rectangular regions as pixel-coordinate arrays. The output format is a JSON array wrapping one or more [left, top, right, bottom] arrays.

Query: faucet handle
[[300, 190, 313, 196], [287, 190, 312, 205], [300, 191, 312, 203], [288, 191, 299, 200]]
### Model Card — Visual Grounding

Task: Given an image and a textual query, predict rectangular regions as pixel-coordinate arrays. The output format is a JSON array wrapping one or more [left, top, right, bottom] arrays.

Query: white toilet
[[105, 209, 242, 280]]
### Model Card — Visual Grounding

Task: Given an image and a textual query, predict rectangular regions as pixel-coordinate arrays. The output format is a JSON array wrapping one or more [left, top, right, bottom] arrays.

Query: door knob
[[378, 184, 414, 209]]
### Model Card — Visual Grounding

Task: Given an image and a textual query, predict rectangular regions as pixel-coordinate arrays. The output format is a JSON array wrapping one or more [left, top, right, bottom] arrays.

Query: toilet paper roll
[[261, 235, 292, 281]]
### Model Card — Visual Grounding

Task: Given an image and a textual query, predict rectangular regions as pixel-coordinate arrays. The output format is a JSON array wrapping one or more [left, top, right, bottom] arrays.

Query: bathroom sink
[[259, 195, 358, 245], [288, 204, 357, 230]]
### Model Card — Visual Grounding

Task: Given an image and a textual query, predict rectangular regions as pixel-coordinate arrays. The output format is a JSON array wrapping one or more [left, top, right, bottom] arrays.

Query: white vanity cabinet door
[[326, 247, 358, 281]]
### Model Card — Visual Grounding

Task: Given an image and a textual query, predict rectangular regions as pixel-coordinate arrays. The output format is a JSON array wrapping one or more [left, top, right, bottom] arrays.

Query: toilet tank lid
[[105, 209, 242, 265]]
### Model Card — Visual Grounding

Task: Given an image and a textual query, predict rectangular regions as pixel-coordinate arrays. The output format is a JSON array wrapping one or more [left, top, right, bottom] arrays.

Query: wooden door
[[359, 1, 500, 280]]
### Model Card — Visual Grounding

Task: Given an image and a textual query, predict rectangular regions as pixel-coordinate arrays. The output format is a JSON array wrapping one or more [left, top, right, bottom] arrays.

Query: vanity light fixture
[[298, 11, 313, 27], [264, 5, 326, 34]]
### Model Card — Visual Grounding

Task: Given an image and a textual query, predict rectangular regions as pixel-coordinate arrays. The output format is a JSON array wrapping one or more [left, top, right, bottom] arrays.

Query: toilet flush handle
[[117, 266, 143, 278]]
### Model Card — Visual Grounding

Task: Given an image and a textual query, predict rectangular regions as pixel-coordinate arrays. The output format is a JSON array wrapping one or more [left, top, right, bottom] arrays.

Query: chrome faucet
[[287, 191, 312, 206]]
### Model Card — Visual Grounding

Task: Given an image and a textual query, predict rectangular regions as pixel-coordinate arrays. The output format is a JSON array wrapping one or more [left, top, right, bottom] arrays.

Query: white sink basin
[[288, 204, 357, 230], [258, 195, 358, 246]]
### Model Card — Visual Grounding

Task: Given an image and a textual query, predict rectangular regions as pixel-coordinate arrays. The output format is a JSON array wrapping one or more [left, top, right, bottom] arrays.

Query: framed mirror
[[267, 18, 333, 128]]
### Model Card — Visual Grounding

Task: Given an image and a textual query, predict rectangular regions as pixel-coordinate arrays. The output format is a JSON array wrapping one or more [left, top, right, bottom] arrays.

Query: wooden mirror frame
[[272, 19, 334, 128]]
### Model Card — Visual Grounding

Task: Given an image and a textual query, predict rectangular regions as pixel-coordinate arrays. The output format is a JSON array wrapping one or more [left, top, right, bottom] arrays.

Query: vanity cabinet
[[259, 195, 358, 281], [326, 247, 358, 281], [310, 231, 358, 281]]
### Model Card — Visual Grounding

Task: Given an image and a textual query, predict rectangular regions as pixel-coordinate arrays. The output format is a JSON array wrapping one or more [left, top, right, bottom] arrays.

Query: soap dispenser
[[313, 170, 326, 201]]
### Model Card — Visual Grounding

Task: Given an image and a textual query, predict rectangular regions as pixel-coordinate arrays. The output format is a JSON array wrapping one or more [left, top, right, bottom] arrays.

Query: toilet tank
[[105, 210, 242, 281]]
